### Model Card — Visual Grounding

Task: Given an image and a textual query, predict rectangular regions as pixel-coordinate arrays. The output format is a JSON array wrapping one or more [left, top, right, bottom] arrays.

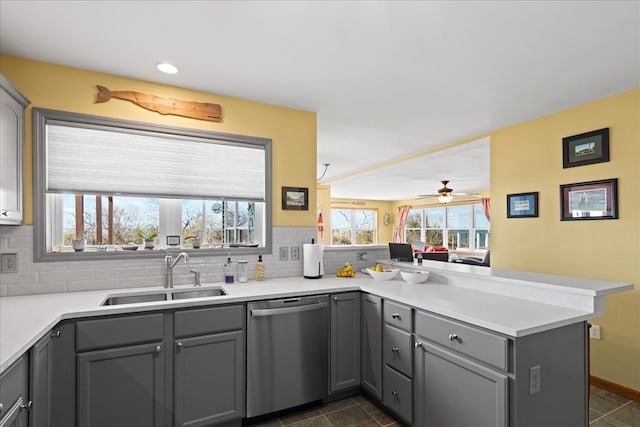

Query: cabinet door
[[0, 400, 27, 427], [330, 292, 361, 393], [77, 342, 166, 427], [414, 341, 507, 427], [174, 330, 244, 427], [29, 333, 52, 427], [0, 75, 28, 225], [361, 293, 382, 399]]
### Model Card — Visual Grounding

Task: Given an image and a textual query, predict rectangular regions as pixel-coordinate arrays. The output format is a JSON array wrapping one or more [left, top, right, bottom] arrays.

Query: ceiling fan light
[[438, 194, 454, 204]]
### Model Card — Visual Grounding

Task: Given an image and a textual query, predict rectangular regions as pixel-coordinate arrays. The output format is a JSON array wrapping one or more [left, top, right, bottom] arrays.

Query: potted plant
[[187, 235, 202, 249], [137, 230, 158, 250], [71, 234, 86, 252]]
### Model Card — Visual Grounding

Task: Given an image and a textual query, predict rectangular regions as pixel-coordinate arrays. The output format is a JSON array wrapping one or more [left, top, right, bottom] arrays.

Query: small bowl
[[367, 268, 400, 281], [400, 270, 430, 283]]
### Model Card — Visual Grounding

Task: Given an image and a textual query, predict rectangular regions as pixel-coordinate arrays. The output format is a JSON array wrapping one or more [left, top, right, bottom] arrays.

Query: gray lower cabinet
[[361, 293, 382, 399], [414, 342, 507, 427], [77, 342, 166, 427], [29, 333, 53, 427], [174, 330, 244, 427], [329, 292, 361, 393], [0, 355, 29, 427]]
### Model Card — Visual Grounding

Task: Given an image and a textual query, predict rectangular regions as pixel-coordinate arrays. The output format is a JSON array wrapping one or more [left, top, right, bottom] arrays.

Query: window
[[405, 204, 489, 251], [331, 209, 377, 245], [33, 109, 272, 260]]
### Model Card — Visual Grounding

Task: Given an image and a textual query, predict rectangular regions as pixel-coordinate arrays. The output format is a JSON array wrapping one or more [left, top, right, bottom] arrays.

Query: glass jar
[[237, 260, 248, 283]]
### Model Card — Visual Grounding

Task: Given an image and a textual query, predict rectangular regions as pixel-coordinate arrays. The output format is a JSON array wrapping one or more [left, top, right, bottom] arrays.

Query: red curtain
[[392, 206, 411, 243], [482, 198, 491, 221]]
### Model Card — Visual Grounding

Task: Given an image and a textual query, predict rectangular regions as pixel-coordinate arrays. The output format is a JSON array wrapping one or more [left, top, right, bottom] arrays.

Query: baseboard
[[590, 375, 640, 402]]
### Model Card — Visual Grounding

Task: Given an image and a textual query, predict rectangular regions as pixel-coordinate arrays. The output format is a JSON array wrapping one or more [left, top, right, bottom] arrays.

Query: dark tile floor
[[589, 386, 639, 426], [253, 386, 638, 427]]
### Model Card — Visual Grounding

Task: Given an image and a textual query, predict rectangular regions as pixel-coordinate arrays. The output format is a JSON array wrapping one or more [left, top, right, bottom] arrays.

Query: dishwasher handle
[[251, 301, 328, 317]]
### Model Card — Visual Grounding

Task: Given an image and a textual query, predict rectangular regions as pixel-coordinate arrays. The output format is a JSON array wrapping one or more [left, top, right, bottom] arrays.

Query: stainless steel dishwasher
[[247, 295, 329, 418]]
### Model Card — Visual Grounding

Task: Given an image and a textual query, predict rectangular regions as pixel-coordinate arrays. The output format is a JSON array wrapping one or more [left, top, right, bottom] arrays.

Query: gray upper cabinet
[[361, 293, 382, 399], [0, 74, 29, 225], [329, 292, 361, 393], [29, 333, 52, 427]]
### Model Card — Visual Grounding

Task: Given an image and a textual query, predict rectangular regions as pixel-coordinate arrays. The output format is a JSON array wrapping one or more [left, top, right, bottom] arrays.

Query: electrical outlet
[[279, 246, 289, 261], [357, 251, 368, 261], [1, 253, 18, 273], [290, 246, 300, 261], [529, 365, 541, 395], [590, 324, 601, 340]]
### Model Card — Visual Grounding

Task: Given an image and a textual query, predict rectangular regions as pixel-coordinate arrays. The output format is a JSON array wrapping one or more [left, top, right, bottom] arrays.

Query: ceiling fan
[[417, 180, 480, 204]]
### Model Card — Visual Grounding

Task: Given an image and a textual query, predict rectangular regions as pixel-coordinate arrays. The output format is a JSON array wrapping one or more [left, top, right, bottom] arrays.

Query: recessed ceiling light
[[156, 62, 178, 74]]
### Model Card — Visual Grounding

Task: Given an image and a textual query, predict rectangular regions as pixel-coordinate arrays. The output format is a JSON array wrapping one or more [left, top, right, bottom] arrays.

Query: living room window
[[405, 204, 489, 251], [33, 108, 272, 261], [331, 209, 377, 245]]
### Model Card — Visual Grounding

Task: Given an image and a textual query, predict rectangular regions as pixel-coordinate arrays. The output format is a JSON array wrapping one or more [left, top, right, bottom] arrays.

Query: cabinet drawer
[[77, 313, 164, 351], [383, 300, 412, 332], [383, 365, 412, 423], [383, 325, 412, 377], [0, 355, 27, 419], [174, 304, 244, 338], [415, 311, 508, 371]]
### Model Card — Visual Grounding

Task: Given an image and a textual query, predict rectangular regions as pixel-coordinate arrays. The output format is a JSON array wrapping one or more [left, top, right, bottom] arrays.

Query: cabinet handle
[[391, 347, 399, 353], [0, 403, 3, 414], [414, 341, 423, 349], [176, 342, 183, 351], [1, 210, 7, 217], [155, 345, 162, 353], [21, 401, 33, 410], [333, 297, 339, 302], [448, 333, 459, 341], [391, 391, 399, 397], [51, 330, 61, 338], [391, 313, 400, 319]]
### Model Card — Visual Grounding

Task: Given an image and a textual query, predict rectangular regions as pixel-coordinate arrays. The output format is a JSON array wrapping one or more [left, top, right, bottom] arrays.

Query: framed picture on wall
[[562, 128, 609, 168], [282, 187, 309, 210], [560, 178, 618, 221], [507, 192, 539, 218]]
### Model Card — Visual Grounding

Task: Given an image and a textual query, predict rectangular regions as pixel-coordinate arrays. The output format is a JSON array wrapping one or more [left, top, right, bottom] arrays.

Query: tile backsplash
[[0, 225, 389, 297]]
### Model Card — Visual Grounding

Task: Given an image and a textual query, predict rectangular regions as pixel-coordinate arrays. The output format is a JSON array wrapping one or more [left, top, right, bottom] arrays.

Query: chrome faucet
[[164, 252, 189, 289]]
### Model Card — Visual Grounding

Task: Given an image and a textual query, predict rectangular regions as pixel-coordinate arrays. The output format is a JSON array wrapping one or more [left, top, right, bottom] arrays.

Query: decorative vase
[[72, 238, 86, 252], [191, 237, 201, 249], [143, 238, 155, 250]]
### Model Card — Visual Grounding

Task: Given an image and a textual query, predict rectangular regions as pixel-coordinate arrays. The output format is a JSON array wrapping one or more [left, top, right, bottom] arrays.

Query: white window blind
[[46, 124, 266, 201]]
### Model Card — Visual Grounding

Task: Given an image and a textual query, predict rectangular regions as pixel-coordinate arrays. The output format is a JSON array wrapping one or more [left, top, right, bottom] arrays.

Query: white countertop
[[0, 269, 632, 374]]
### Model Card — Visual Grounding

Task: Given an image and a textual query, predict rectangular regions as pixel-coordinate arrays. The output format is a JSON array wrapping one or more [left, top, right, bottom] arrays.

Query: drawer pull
[[391, 391, 399, 397], [20, 401, 33, 410], [448, 333, 459, 341], [414, 341, 423, 349], [51, 330, 61, 338], [333, 297, 339, 302], [0, 403, 3, 414], [176, 342, 183, 351], [155, 345, 162, 353], [391, 347, 399, 353], [391, 313, 400, 319]]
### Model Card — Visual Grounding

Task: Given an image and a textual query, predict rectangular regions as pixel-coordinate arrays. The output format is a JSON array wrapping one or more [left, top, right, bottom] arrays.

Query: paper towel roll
[[303, 243, 325, 278]]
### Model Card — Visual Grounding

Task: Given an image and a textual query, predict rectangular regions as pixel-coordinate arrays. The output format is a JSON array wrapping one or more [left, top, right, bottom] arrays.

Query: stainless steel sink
[[170, 288, 226, 300], [102, 292, 168, 305], [101, 287, 226, 305]]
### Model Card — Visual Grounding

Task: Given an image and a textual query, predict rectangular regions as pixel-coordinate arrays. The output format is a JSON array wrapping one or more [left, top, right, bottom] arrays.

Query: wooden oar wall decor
[[95, 85, 222, 122]]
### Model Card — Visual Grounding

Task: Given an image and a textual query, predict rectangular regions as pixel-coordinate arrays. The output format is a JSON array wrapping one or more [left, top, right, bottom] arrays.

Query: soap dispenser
[[255, 255, 265, 281], [224, 257, 235, 283]]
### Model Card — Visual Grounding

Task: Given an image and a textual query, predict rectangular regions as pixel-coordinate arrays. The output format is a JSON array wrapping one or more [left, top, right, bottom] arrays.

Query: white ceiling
[[1, 1, 639, 200]]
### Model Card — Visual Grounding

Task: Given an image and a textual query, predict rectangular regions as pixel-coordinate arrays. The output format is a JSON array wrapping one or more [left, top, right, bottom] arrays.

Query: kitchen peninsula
[[0, 262, 632, 426]]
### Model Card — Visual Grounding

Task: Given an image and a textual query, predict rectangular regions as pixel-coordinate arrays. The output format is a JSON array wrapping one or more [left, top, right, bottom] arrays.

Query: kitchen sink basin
[[170, 288, 226, 300], [101, 287, 227, 305], [102, 292, 168, 305]]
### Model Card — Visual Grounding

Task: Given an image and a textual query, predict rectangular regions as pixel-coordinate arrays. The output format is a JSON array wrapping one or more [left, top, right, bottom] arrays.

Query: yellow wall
[[490, 89, 639, 391], [0, 55, 317, 227]]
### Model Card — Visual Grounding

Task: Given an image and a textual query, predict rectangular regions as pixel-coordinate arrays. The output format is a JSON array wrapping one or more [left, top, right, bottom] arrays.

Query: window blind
[[46, 124, 266, 201]]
